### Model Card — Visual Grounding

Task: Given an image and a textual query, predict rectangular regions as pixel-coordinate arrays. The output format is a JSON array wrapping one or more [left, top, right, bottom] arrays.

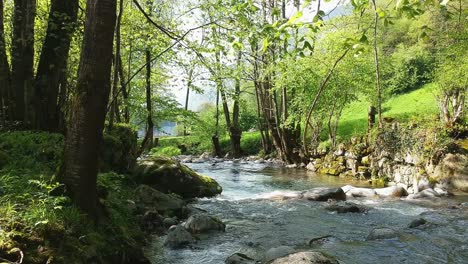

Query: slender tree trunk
[[34, 0, 78, 131], [184, 68, 193, 136], [108, 0, 124, 131], [139, 49, 154, 153], [371, 0, 383, 128], [60, 0, 116, 218], [11, 0, 36, 123], [230, 51, 242, 158], [0, 0, 10, 125], [118, 54, 130, 123], [212, 86, 222, 157]]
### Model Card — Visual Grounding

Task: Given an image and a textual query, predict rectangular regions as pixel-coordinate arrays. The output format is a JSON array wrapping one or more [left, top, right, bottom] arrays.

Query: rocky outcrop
[[183, 214, 226, 234], [133, 157, 222, 198], [268, 251, 338, 264], [341, 185, 408, 198]]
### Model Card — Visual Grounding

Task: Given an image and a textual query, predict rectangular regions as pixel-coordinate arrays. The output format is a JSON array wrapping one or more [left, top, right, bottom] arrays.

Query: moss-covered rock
[[133, 157, 222, 198], [100, 123, 138, 173]]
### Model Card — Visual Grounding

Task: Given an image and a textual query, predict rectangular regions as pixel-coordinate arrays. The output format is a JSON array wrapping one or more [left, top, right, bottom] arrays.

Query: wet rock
[[408, 218, 427, 228], [133, 157, 222, 198], [269, 251, 338, 264], [302, 187, 346, 201], [346, 187, 377, 198], [225, 253, 256, 264], [265, 246, 295, 262], [228, 244, 266, 263], [260, 190, 303, 200], [407, 188, 440, 199], [163, 217, 178, 228], [285, 164, 298, 169], [367, 228, 399, 240], [306, 162, 316, 172], [141, 210, 164, 233], [164, 225, 194, 249], [374, 185, 408, 198], [434, 187, 451, 197], [134, 184, 185, 216], [341, 185, 355, 193], [324, 201, 369, 213], [308, 235, 341, 247], [184, 214, 225, 234]]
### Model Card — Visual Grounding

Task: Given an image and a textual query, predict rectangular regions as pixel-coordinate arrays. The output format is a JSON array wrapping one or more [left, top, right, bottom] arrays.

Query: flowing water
[[147, 161, 468, 264]]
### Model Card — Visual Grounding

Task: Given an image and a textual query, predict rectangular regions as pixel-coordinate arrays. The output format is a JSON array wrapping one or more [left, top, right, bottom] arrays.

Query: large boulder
[[164, 225, 194, 249], [101, 123, 138, 173], [183, 214, 225, 234], [134, 185, 185, 216], [302, 187, 346, 201], [133, 157, 222, 198], [268, 251, 338, 264], [346, 187, 377, 198]]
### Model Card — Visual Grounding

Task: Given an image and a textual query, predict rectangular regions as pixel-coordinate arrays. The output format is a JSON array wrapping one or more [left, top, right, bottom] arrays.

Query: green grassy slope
[[337, 83, 439, 140]]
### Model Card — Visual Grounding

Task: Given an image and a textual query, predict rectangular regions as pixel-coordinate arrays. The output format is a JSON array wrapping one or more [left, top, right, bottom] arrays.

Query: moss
[[101, 123, 138, 173]]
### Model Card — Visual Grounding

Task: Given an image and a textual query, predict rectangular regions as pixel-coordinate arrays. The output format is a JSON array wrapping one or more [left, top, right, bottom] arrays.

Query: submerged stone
[[269, 251, 338, 264], [302, 187, 346, 201]]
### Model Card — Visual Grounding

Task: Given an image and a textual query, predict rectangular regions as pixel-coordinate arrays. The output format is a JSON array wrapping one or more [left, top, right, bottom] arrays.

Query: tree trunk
[[34, 0, 78, 131], [60, 0, 116, 218], [11, 0, 36, 123], [184, 68, 193, 136], [371, 0, 383, 129], [139, 49, 154, 153], [230, 51, 242, 158], [118, 54, 130, 123], [0, 0, 10, 125], [108, 0, 124, 131]]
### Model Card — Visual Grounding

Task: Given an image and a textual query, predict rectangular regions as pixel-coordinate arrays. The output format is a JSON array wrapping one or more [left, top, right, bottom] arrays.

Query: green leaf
[[261, 38, 270, 53]]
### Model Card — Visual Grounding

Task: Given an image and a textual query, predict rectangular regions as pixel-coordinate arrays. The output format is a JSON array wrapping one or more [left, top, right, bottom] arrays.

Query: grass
[[337, 83, 439, 140]]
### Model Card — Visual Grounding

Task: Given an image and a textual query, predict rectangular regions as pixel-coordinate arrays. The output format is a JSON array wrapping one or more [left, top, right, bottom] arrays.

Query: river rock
[[184, 214, 226, 234], [367, 228, 399, 240], [134, 184, 185, 216], [407, 188, 440, 199], [141, 210, 164, 232], [133, 157, 222, 198], [265, 246, 295, 262], [308, 235, 341, 247], [163, 217, 178, 228], [346, 187, 377, 198], [408, 218, 427, 228], [164, 225, 194, 249], [225, 253, 256, 264], [306, 162, 317, 171], [374, 185, 408, 198], [302, 187, 346, 201], [324, 201, 369, 213], [269, 251, 338, 264]]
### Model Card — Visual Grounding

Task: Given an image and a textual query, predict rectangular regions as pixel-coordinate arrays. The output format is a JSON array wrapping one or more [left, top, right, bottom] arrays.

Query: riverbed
[[147, 161, 468, 264]]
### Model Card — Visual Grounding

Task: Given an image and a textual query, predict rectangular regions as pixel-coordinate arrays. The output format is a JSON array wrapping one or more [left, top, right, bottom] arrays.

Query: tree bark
[[0, 0, 10, 125], [230, 51, 243, 158], [34, 0, 78, 131], [60, 0, 116, 218], [108, 0, 124, 131], [11, 0, 36, 123], [139, 48, 154, 153], [371, 0, 383, 129]]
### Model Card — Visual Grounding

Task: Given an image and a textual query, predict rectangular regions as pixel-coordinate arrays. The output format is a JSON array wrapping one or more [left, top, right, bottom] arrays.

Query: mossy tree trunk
[[60, 0, 116, 218]]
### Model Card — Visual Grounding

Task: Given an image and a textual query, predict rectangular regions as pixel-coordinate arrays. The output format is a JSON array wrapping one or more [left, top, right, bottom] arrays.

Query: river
[[147, 161, 468, 264]]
